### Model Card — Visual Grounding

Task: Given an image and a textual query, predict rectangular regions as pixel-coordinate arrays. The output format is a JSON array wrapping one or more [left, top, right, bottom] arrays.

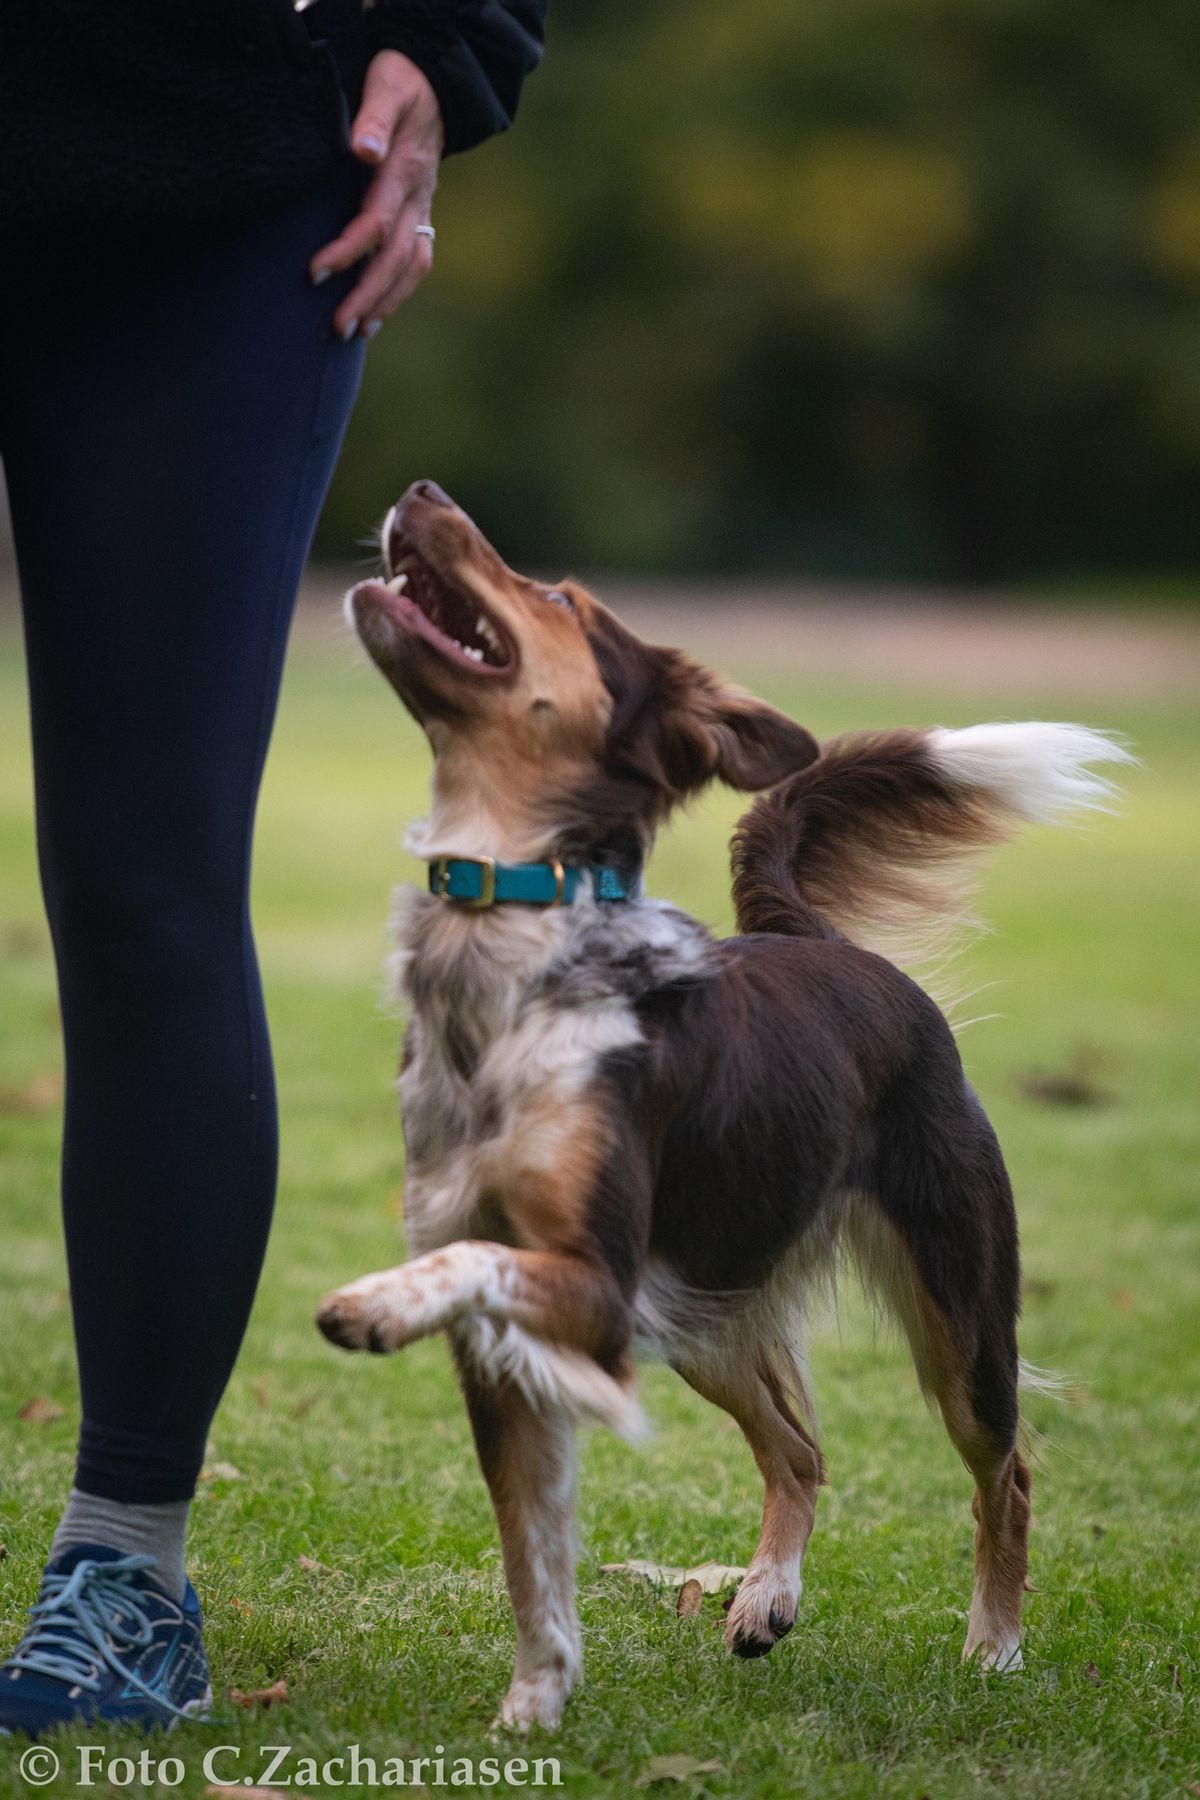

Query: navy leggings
[[1, 164, 366, 1502]]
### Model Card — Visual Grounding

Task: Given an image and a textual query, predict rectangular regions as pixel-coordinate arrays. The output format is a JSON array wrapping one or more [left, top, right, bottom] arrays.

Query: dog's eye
[[544, 589, 576, 614]]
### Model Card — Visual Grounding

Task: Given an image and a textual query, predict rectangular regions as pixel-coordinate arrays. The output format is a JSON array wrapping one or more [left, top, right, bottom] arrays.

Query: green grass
[[1, 610, 1197, 1799]]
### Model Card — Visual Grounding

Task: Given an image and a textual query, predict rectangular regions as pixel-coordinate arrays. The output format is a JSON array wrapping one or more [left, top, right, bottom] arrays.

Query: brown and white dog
[[318, 479, 1126, 1731]]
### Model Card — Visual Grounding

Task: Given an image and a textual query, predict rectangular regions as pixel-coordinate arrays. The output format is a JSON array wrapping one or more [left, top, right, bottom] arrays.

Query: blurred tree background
[[323, 0, 1200, 584]]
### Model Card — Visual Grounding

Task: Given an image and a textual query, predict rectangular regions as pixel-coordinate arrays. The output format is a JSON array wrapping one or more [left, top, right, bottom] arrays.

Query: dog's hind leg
[[675, 1341, 823, 1659], [452, 1335, 582, 1732], [856, 1084, 1032, 1671], [909, 1289, 1031, 1672]]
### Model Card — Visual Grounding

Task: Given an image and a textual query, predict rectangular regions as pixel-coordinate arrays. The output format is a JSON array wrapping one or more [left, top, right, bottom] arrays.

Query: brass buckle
[[433, 855, 496, 910], [549, 859, 566, 906]]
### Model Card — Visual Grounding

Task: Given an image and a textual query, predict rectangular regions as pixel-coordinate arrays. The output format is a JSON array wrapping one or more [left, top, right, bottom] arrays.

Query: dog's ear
[[651, 654, 820, 795], [586, 610, 819, 804]]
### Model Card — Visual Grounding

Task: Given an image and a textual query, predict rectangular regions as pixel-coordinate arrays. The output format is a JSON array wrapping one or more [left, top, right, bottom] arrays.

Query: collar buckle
[[432, 854, 496, 910]]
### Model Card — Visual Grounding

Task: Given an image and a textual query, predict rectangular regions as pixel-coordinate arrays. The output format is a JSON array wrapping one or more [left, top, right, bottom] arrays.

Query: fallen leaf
[[1167, 1663, 1182, 1691], [201, 1460, 244, 1483], [0, 1071, 63, 1114], [602, 1559, 746, 1593], [1110, 1288, 1135, 1312], [676, 1579, 704, 1619], [230, 1679, 289, 1710], [1022, 1277, 1059, 1301], [291, 1396, 316, 1419], [250, 1379, 271, 1409], [19, 1397, 65, 1424], [229, 1597, 255, 1618], [1085, 1662, 1101, 1685], [635, 1754, 725, 1787], [297, 1554, 339, 1577]]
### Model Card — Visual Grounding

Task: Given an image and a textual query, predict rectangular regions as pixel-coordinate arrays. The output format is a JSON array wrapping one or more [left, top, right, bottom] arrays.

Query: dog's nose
[[388, 481, 459, 567], [407, 479, 455, 509]]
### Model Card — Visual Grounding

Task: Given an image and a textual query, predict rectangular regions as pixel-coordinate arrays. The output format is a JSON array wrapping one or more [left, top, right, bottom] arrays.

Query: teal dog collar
[[427, 856, 630, 910]]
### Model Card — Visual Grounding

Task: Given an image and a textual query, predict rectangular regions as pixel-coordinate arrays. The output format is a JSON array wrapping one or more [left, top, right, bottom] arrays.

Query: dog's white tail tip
[[926, 722, 1135, 824]]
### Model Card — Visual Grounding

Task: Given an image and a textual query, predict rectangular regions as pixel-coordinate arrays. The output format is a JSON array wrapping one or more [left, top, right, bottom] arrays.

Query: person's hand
[[310, 50, 443, 341]]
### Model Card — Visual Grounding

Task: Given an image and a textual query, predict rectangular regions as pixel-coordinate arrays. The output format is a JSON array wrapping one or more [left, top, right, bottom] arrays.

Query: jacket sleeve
[[365, 0, 547, 155]]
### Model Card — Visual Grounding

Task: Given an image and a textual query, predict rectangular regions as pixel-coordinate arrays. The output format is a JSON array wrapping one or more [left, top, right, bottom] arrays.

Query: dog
[[318, 479, 1126, 1731]]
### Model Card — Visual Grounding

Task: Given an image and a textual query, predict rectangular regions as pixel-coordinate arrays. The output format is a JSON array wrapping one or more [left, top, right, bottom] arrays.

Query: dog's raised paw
[[316, 1285, 398, 1353], [316, 1299, 360, 1350]]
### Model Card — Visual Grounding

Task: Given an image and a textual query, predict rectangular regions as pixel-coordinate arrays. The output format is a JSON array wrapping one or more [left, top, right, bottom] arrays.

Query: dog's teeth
[[464, 645, 484, 662], [477, 616, 500, 647], [385, 573, 408, 593]]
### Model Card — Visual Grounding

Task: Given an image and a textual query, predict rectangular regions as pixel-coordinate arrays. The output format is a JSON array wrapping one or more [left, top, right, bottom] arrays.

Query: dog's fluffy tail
[[731, 722, 1131, 963]]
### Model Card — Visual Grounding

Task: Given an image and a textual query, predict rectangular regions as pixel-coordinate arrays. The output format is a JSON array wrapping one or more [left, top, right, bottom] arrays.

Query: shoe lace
[[8, 1555, 195, 1719]]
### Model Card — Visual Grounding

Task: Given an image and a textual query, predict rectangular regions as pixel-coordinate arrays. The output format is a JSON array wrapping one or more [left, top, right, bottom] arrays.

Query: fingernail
[[357, 134, 388, 160], [311, 267, 332, 287], [364, 320, 383, 341], [341, 318, 360, 344]]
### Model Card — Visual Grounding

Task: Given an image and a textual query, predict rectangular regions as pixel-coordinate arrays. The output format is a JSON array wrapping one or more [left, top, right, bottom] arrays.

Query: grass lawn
[[0, 599, 1197, 1798]]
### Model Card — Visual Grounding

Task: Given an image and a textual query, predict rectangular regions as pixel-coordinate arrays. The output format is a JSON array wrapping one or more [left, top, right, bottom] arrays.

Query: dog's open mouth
[[365, 536, 515, 678]]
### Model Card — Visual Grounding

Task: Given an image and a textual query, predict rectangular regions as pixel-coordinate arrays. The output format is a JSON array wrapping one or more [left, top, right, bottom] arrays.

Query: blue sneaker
[[0, 1545, 211, 1736]]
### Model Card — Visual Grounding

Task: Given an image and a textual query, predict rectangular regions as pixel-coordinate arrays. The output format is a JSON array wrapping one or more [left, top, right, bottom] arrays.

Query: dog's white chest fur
[[390, 885, 714, 1256]]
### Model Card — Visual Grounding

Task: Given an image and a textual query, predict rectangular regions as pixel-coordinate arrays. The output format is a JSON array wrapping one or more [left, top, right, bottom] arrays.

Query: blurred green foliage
[[324, 0, 1200, 581]]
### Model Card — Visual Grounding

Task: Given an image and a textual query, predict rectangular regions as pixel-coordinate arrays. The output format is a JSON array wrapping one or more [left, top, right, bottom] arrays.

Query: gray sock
[[50, 1490, 190, 1602]]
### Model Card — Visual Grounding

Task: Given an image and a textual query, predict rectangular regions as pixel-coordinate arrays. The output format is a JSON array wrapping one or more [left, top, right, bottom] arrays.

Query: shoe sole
[[0, 1685, 213, 1738]]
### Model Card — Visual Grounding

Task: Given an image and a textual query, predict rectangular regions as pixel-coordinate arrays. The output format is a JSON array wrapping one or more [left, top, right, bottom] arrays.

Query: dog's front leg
[[316, 1241, 511, 1352], [317, 1238, 625, 1359], [452, 1333, 582, 1733]]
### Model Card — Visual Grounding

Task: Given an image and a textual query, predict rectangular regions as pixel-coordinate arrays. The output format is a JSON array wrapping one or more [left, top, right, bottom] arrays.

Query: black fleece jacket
[[0, 0, 547, 230]]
